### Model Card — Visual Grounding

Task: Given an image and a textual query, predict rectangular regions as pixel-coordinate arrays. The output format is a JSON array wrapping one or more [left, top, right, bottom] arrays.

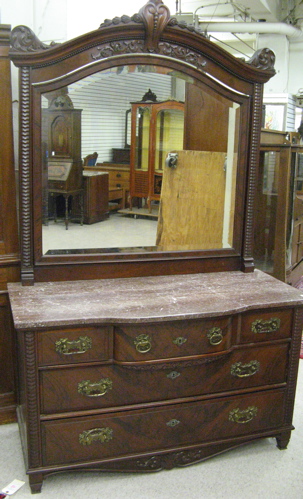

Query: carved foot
[[29, 473, 43, 494], [276, 430, 291, 450]]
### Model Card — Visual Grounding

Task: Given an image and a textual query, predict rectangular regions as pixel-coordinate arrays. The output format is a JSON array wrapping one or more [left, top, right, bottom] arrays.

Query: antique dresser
[[8, 0, 303, 493]]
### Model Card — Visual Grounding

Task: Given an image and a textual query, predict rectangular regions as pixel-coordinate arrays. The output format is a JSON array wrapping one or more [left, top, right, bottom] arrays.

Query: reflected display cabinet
[[8, 0, 303, 494], [129, 95, 184, 212], [253, 129, 303, 284]]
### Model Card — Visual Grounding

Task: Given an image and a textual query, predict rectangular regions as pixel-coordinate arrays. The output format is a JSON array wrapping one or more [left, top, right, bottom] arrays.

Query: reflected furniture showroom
[[8, 0, 303, 493]]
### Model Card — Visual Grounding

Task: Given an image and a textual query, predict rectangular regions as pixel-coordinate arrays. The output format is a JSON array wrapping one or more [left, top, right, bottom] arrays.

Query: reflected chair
[[83, 152, 98, 166]]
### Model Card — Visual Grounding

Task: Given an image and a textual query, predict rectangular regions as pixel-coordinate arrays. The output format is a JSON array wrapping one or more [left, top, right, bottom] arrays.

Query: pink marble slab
[[7, 270, 303, 330]]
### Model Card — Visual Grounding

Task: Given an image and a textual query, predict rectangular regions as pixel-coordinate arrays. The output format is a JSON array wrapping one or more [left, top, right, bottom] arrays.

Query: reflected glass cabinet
[[129, 94, 184, 212], [253, 129, 303, 284]]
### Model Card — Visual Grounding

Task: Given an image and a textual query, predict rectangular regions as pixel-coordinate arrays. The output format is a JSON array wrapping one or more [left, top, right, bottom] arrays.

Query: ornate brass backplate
[[172, 337, 187, 346], [230, 360, 260, 378], [229, 406, 258, 424], [166, 419, 180, 428], [78, 378, 113, 397], [55, 335, 92, 355], [79, 427, 113, 445], [251, 318, 281, 334]]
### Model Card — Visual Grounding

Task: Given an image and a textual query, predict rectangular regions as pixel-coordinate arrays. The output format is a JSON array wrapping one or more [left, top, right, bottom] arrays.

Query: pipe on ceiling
[[197, 21, 303, 42]]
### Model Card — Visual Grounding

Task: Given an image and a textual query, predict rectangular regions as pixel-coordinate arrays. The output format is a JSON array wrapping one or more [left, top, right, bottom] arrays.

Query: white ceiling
[[173, 1, 303, 59], [177, 1, 303, 24]]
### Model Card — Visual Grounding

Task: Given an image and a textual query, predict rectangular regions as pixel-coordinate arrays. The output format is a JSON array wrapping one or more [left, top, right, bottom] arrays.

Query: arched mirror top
[[9, 0, 275, 285]]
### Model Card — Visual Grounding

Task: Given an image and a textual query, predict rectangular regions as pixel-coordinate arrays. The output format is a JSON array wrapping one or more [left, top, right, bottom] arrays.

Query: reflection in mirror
[[41, 65, 240, 255]]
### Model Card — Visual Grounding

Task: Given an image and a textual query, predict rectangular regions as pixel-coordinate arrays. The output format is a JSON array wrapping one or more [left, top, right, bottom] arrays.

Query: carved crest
[[139, 0, 171, 51]]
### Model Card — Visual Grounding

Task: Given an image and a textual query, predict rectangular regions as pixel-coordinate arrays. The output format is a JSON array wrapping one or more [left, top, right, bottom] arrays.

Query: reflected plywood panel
[[156, 150, 226, 251]]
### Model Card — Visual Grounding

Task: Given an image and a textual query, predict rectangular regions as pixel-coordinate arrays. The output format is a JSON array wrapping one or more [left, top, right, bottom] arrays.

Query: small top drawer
[[114, 317, 234, 362], [38, 326, 112, 366], [240, 309, 293, 343]]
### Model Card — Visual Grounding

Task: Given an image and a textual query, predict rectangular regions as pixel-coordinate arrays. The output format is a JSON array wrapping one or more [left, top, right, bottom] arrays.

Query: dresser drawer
[[40, 344, 288, 414], [38, 327, 112, 366], [240, 309, 293, 343], [114, 318, 234, 362], [108, 171, 129, 189], [41, 389, 285, 466]]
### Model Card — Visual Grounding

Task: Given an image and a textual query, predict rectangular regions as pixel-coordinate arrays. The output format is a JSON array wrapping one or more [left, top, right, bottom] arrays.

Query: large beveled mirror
[[10, 0, 275, 283], [41, 64, 242, 255]]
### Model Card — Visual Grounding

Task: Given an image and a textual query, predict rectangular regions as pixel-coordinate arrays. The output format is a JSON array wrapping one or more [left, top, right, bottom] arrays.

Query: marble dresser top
[[7, 270, 303, 330]]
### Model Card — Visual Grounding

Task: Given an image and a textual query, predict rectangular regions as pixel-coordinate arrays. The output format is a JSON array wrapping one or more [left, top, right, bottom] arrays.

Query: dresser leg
[[276, 430, 291, 450], [29, 473, 43, 494]]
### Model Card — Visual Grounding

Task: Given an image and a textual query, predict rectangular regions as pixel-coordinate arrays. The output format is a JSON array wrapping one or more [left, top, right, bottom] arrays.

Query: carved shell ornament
[[139, 0, 171, 51]]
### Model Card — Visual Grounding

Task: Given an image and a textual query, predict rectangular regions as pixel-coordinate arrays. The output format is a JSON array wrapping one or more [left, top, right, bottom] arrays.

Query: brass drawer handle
[[79, 427, 113, 446], [173, 336, 187, 346], [55, 335, 92, 355], [78, 378, 113, 397], [134, 334, 152, 353], [116, 183, 121, 187], [116, 173, 121, 178], [230, 360, 260, 378], [229, 406, 258, 424], [166, 419, 180, 428], [207, 327, 223, 346], [251, 318, 281, 334]]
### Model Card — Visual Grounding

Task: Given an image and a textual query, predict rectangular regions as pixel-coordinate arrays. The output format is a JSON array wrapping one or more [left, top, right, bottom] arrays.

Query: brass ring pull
[[55, 335, 92, 355], [172, 336, 187, 346], [207, 327, 223, 346], [134, 334, 152, 353], [251, 318, 281, 334], [78, 378, 113, 397], [229, 406, 258, 424], [79, 427, 113, 446], [230, 360, 260, 378]]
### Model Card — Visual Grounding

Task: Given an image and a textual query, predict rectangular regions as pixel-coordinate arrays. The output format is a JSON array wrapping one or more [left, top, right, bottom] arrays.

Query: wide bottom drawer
[[41, 389, 285, 466]]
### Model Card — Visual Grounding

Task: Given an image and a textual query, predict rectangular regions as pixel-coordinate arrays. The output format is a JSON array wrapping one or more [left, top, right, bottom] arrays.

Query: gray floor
[[1, 360, 302, 498]]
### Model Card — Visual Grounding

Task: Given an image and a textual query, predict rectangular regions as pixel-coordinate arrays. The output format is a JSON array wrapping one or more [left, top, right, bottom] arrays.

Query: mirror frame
[[9, 0, 275, 285]]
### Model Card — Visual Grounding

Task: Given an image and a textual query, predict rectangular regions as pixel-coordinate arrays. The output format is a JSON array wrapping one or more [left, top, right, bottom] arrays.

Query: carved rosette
[[247, 48, 276, 71], [10, 25, 57, 52]]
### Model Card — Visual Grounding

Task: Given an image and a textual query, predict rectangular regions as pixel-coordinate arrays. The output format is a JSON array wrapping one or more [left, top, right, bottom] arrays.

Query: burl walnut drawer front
[[114, 318, 233, 362], [40, 344, 288, 414], [38, 327, 113, 366], [240, 309, 293, 343], [41, 389, 285, 466]]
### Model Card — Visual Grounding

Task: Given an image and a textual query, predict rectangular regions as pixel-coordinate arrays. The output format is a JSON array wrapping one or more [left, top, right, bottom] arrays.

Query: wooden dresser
[[8, 271, 303, 493], [9, 0, 301, 494]]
